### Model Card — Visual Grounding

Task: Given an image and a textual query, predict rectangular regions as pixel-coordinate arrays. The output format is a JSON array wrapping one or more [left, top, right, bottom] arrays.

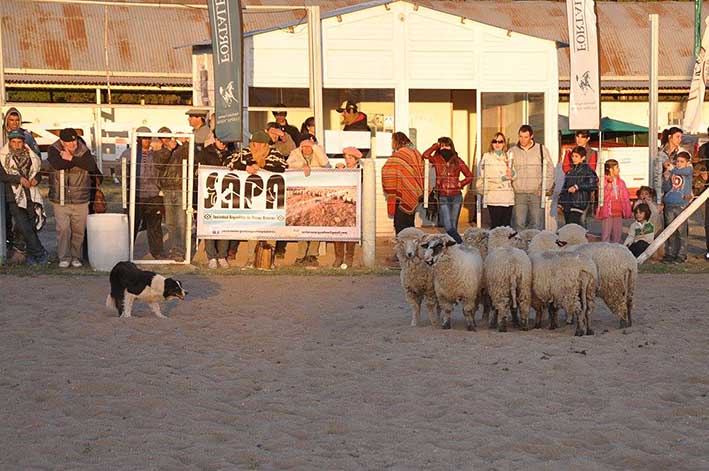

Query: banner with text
[[207, 0, 243, 142], [567, 0, 600, 130], [683, 16, 709, 133], [197, 167, 362, 241]]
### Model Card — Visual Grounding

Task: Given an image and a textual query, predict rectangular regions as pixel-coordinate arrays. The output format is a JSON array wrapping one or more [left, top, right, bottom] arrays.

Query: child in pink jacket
[[595, 159, 632, 243]]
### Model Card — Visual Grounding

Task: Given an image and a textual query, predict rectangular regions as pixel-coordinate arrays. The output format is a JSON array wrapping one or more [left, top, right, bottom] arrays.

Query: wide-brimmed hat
[[185, 108, 209, 117]]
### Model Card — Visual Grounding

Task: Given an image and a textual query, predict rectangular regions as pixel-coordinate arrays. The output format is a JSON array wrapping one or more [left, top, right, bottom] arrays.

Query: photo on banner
[[197, 167, 362, 241]]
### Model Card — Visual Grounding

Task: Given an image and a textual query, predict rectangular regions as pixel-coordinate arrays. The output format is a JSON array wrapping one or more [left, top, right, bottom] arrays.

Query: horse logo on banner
[[219, 81, 237, 108], [576, 70, 594, 94]]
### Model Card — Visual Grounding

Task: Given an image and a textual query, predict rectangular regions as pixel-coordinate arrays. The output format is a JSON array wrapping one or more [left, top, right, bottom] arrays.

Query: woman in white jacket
[[477, 132, 516, 228]]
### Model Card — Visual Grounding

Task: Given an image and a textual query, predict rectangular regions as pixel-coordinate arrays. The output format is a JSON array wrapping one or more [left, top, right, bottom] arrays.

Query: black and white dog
[[106, 261, 186, 318]]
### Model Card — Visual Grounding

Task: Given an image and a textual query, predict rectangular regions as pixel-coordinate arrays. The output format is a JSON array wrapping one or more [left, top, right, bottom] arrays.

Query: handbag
[[92, 177, 107, 214]]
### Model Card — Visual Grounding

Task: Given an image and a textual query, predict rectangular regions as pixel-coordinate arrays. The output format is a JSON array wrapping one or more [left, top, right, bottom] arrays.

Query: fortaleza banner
[[197, 166, 362, 241], [566, 0, 600, 130], [207, 0, 243, 142], [683, 16, 709, 133]]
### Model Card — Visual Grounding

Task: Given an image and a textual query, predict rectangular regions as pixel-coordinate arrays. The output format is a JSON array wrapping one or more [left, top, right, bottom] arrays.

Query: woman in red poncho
[[382, 132, 425, 234]]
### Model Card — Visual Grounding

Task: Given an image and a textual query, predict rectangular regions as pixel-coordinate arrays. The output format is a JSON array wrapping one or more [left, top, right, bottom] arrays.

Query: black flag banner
[[207, 0, 243, 142]]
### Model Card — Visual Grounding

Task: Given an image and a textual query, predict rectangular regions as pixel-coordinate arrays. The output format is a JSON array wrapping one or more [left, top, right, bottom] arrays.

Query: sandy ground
[[0, 272, 707, 470]]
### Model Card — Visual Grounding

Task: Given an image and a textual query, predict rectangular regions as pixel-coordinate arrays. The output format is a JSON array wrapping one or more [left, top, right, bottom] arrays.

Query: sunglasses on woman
[[492, 139, 505, 144]]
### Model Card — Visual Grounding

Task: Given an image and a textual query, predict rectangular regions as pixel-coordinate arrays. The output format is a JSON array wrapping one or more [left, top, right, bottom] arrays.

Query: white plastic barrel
[[87, 213, 130, 271]]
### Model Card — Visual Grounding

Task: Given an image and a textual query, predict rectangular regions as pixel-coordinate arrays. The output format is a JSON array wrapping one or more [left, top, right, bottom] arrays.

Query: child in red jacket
[[595, 159, 632, 243]]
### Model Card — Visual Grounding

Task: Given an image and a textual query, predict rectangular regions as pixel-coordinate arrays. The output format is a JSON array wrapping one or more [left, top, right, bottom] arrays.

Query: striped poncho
[[382, 146, 425, 215]]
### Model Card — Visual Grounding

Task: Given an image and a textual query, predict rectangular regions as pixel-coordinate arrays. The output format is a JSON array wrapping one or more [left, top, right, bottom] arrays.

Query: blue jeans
[[664, 205, 688, 260], [438, 193, 463, 243], [513, 192, 543, 230]]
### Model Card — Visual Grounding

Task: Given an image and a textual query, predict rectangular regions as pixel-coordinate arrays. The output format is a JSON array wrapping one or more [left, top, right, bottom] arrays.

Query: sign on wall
[[197, 167, 362, 241]]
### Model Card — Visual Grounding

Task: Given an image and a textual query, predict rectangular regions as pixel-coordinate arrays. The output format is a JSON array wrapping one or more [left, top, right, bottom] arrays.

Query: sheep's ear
[[420, 242, 429, 248], [556, 240, 568, 247], [508, 231, 519, 239], [444, 240, 457, 247]]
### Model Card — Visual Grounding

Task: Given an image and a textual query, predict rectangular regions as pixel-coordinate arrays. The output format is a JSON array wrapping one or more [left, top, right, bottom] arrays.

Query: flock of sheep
[[394, 224, 638, 336]]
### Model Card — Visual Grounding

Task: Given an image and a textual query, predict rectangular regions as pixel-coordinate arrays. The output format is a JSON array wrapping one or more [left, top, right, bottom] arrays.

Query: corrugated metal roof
[[4, 73, 192, 87], [1, 1, 704, 87]]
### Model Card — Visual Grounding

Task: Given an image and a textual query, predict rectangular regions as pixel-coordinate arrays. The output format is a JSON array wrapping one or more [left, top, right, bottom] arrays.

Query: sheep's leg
[[496, 301, 509, 333], [518, 298, 531, 332], [549, 303, 559, 330], [532, 300, 545, 329], [406, 291, 423, 327], [481, 292, 492, 324], [440, 303, 454, 330], [574, 308, 586, 336], [463, 303, 477, 332], [425, 297, 440, 327], [510, 307, 520, 328], [489, 308, 498, 329], [626, 297, 633, 327]]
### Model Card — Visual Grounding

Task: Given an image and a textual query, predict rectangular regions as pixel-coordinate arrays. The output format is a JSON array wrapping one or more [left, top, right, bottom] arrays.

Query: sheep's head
[[462, 227, 489, 255], [557, 223, 588, 246], [420, 235, 456, 266], [528, 230, 564, 254], [393, 235, 423, 261], [488, 226, 523, 250], [518, 229, 541, 251]]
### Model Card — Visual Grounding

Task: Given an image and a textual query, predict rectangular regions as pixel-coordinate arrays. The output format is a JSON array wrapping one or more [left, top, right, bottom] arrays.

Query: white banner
[[567, 0, 601, 130], [197, 166, 361, 241], [683, 17, 709, 133]]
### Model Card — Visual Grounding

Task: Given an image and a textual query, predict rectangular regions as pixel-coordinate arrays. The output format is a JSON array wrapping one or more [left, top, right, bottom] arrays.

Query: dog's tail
[[106, 293, 116, 310]]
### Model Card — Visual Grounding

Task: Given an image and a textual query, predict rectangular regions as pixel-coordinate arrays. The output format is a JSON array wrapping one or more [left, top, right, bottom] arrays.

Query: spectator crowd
[[2, 102, 709, 270]]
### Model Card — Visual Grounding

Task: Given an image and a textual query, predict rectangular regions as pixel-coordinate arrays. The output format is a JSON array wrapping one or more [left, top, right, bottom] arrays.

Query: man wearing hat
[[266, 121, 296, 157], [47, 128, 101, 268], [0, 129, 48, 265], [272, 106, 300, 145], [336, 100, 371, 132], [226, 130, 288, 269], [154, 127, 187, 261], [186, 108, 211, 153]]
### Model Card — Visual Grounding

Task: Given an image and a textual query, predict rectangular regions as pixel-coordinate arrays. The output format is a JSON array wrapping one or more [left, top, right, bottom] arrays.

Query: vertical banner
[[567, 0, 601, 130], [684, 16, 709, 133], [207, 0, 243, 142]]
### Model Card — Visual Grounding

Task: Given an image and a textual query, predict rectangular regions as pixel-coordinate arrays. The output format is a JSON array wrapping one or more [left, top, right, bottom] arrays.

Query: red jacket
[[422, 145, 473, 197]]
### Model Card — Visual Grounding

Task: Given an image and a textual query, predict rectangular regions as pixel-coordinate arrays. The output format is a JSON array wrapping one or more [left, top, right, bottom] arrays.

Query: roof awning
[[559, 116, 649, 136]]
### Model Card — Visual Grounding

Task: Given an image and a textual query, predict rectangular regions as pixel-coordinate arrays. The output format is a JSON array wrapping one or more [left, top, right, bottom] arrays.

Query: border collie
[[105, 261, 186, 318]]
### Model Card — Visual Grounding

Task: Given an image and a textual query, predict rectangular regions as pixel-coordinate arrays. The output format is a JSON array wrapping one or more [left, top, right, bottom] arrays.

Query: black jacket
[[559, 163, 598, 211], [343, 112, 371, 132], [47, 137, 101, 204]]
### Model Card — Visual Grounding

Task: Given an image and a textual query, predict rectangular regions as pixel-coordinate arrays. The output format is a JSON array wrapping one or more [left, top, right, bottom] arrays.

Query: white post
[[129, 133, 137, 261], [0, 9, 5, 106], [649, 14, 660, 203], [637, 188, 709, 264], [0, 188, 5, 264], [95, 88, 103, 170], [59, 170, 65, 205], [306, 6, 324, 145], [121, 156, 127, 209], [361, 135, 377, 267], [475, 88, 482, 228], [185, 135, 195, 265]]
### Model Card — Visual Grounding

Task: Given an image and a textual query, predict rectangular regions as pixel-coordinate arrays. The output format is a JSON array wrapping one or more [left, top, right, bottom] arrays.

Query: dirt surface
[[1, 272, 707, 470]]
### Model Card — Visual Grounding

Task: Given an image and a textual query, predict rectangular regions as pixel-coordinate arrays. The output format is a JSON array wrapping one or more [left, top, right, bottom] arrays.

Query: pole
[[637, 187, 709, 264], [361, 134, 377, 267], [0, 189, 5, 264], [649, 14, 660, 203], [696, 0, 702, 59], [306, 6, 324, 145], [95, 88, 103, 170], [0, 6, 5, 106]]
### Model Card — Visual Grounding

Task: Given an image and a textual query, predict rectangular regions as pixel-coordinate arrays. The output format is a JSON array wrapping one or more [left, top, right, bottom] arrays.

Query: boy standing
[[661, 151, 693, 263]]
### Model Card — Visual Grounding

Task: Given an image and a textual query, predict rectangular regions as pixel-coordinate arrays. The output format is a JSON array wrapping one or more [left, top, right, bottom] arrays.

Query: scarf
[[0, 144, 46, 230]]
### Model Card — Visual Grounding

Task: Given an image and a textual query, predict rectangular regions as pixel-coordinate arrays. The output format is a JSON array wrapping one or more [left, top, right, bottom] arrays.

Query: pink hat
[[342, 146, 362, 159]]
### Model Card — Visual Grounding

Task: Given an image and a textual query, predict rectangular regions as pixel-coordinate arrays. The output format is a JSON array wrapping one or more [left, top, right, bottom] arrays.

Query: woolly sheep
[[528, 232, 598, 336], [557, 223, 589, 246], [394, 228, 439, 327], [570, 242, 637, 328], [421, 235, 484, 331], [462, 227, 489, 259], [487, 226, 525, 251], [483, 246, 532, 332]]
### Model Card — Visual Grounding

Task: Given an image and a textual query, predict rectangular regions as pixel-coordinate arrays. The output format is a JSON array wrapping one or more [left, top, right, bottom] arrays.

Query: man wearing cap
[[186, 108, 211, 153], [287, 134, 331, 267], [226, 130, 287, 269], [337, 100, 371, 132], [133, 126, 165, 259], [154, 127, 187, 261], [272, 106, 300, 145], [0, 129, 48, 265], [266, 121, 296, 157], [47, 128, 101, 268]]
